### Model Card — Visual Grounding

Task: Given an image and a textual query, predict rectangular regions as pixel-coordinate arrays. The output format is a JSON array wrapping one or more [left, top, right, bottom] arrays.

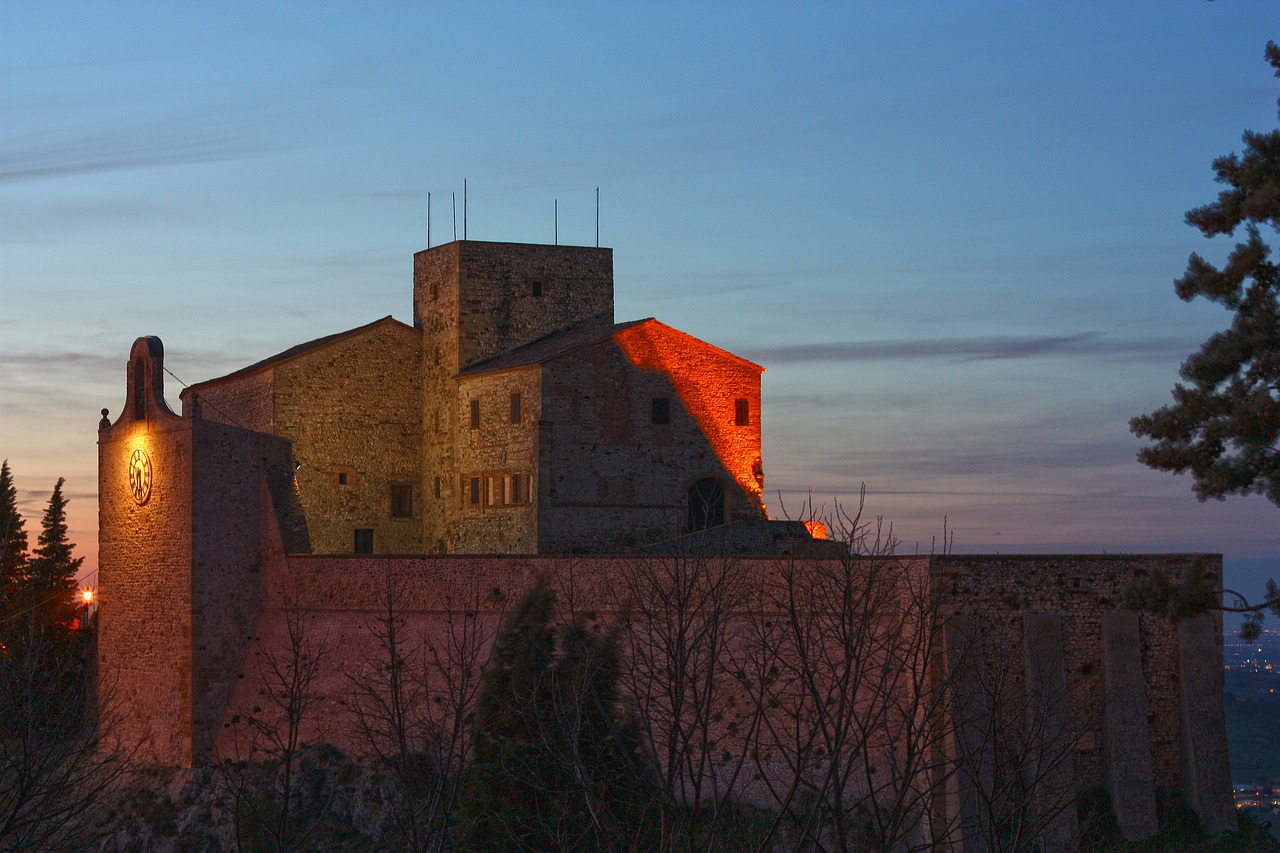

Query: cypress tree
[[23, 478, 83, 633], [0, 460, 28, 620], [455, 581, 560, 851], [455, 583, 659, 852]]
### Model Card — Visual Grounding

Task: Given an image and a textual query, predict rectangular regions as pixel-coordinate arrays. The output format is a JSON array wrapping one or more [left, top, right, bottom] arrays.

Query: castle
[[178, 241, 784, 557], [97, 240, 1236, 847]]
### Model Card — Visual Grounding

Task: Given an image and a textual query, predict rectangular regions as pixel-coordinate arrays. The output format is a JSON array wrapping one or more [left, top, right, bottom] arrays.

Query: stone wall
[[99, 339, 198, 766], [272, 319, 423, 555], [180, 319, 423, 555], [454, 367, 541, 553], [934, 554, 1234, 837], [538, 322, 764, 553], [184, 369, 273, 433]]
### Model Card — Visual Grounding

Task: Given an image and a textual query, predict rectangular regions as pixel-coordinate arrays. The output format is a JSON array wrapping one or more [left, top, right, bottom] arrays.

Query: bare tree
[[342, 567, 498, 851], [612, 546, 772, 850], [0, 610, 131, 852], [219, 590, 331, 853], [738, 498, 956, 853]]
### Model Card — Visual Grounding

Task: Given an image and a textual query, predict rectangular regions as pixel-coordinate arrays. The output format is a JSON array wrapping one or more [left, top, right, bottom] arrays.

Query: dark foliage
[[0, 461, 28, 621], [455, 582, 660, 852], [22, 478, 84, 632], [1130, 42, 1280, 507]]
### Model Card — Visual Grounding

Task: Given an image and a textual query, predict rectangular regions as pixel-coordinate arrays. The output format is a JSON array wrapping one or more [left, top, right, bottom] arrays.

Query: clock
[[129, 449, 152, 505]]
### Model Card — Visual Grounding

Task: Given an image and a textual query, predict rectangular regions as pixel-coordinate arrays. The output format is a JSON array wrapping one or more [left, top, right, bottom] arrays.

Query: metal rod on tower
[[427, 192, 431, 248], [596, 187, 599, 247], [554, 199, 558, 245], [452, 193, 457, 241], [463, 178, 467, 240]]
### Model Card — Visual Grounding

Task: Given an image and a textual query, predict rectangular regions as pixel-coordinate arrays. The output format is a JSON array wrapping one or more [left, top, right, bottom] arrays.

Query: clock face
[[129, 449, 153, 505]]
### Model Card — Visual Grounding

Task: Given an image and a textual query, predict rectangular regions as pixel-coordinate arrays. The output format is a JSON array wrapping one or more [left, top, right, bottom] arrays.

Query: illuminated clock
[[129, 449, 152, 505]]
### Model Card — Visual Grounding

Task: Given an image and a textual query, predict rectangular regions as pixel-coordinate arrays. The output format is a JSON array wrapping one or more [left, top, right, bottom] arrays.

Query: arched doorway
[[687, 478, 725, 531]]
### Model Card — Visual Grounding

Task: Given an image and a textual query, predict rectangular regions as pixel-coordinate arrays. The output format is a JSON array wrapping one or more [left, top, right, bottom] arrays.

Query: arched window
[[133, 358, 146, 420], [687, 478, 725, 531]]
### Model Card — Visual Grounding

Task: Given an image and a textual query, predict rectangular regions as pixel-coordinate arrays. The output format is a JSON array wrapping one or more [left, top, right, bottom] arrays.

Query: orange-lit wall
[[535, 319, 764, 553]]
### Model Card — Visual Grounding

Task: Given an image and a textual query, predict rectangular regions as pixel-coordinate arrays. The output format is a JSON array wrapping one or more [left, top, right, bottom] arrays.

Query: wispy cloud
[[0, 113, 286, 182], [748, 333, 1187, 364]]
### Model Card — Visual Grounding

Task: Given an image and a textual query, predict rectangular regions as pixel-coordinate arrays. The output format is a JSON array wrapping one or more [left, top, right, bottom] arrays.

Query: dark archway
[[687, 477, 725, 531]]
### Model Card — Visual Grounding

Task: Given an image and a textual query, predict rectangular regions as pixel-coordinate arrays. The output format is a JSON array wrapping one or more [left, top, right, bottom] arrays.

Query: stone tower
[[411, 241, 614, 551], [98, 337, 301, 765]]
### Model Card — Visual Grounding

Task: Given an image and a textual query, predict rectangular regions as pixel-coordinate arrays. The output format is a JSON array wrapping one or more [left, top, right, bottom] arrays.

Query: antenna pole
[[554, 199, 558, 245], [463, 178, 467, 240], [595, 186, 599, 247], [452, 193, 457, 241], [427, 192, 431, 248]]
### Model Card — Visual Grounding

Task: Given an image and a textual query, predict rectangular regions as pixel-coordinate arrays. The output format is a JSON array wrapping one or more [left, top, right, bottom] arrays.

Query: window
[[469, 476, 481, 505], [434, 476, 442, 499], [512, 473, 525, 504], [391, 482, 413, 517], [338, 472, 348, 485], [133, 359, 146, 420], [651, 397, 670, 425], [510, 392, 522, 424], [354, 528, 374, 554], [470, 399, 480, 429], [735, 398, 750, 426], [688, 478, 726, 531], [531, 280, 543, 297], [430, 280, 439, 301]]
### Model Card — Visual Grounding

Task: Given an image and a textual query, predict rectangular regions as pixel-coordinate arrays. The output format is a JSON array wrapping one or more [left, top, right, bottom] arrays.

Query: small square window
[[469, 476, 481, 505], [651, 397, 670, 425], [354, 528, 374, 554], [735, 398, 750, 426], [470, 399, 480, 430], [510, 393, 522, 424], [338, 472, 348, 485], [391, 482, 413, 518]]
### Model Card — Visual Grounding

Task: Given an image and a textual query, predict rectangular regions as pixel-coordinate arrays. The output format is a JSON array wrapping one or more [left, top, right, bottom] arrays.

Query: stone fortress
[[97, 239, 1236, 847]]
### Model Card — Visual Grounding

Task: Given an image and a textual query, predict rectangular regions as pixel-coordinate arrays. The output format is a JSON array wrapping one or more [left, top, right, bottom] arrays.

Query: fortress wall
[[933, 554, 1204, 791]]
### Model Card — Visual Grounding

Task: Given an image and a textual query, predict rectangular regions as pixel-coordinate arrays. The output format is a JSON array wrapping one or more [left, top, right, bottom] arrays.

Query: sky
[[1, 2, 1277, 606]]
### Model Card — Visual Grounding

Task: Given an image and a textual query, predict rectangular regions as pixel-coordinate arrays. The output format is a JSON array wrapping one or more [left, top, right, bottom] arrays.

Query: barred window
[[391, 482, 413, 517]]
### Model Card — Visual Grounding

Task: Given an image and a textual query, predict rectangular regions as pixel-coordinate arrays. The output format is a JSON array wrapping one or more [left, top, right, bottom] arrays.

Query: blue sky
[[1, 2, 1277, 600]]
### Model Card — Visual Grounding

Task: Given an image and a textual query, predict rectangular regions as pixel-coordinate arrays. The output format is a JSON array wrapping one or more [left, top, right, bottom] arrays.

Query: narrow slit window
[[531, 280, 543, 297], [133, 359, 146, 421], [434, 476, 442, 499], [512, 473, 525, 504], [651, 397, 670, 425], [735, 398, 750, 426], [469, 476, 481, 505], [470, 399, 480, 430], [338, 472, 348, 485], [510, 392, 522, 424]]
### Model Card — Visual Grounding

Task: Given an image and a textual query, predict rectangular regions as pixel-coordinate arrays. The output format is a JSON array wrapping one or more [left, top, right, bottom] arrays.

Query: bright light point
[[82, 588, 94, 605]]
